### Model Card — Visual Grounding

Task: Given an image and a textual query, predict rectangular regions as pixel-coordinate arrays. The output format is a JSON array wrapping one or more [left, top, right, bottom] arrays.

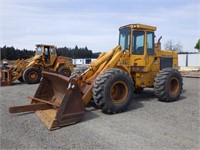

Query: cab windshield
[[119, 27, 130, 50], [36, 47, 42, 55]]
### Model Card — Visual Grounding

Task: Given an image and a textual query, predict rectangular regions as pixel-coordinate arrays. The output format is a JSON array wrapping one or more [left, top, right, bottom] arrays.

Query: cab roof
[[36, 44, 56, 48], [119, 24, 157, 31]]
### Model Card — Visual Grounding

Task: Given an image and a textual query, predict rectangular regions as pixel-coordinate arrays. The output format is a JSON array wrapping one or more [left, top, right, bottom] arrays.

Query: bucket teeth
[[9, 103, 52, 113]]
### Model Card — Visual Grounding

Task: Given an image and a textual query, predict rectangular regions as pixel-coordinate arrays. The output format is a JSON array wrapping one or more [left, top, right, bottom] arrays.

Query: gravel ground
[[0, 78, 199, 150]]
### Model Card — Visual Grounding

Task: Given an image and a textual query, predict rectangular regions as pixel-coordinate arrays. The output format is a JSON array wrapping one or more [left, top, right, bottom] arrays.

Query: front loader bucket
[[9, 71, 85, 130]]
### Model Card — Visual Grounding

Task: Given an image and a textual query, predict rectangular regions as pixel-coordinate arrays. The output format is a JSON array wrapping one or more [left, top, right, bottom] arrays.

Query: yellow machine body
[[80, 24, 178, 104]]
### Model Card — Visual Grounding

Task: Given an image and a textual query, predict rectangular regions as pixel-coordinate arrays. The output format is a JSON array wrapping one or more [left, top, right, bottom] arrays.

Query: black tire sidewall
[[164, 71, 182, 101], [154, 68, 183, 102], [103, 72, 134, 112], [23, 67, 41, 84]]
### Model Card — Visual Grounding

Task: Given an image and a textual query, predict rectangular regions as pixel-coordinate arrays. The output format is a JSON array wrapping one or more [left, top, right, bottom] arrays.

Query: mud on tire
[[154, 68, 183, 102], [92, 68, 134, 114]]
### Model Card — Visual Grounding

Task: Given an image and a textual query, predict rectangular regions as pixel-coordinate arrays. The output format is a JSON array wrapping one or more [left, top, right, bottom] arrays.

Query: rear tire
[[58, 66, 71, 77], [154, 68, 183, 102], [93, 68, 134, 114], [23, 67, 41, 84]]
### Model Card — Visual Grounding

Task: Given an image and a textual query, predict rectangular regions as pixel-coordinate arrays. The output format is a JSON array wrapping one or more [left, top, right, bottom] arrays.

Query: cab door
[[44, 47, 50, 65], [49, 47, 57, 66], [146, 31, 156, 71], [44, 46, 57, 66], [130, 30, 157, 88], [130, 30, 156, 71], [130, 30, 146, 68]]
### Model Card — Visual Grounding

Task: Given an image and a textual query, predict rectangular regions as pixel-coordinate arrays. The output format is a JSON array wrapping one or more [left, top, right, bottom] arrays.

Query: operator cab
[[119, 24, 157, 68], [35, 44, 57, 65], [119, 24, 156, 55]]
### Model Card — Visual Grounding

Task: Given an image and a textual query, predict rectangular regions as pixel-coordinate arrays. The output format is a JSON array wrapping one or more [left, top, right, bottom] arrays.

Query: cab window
[[147, 32, 154, 55], [36, 47, 42, 55], [132, 31, 144, 55], [50, 48, 55, 54], [119, 28, 130, 50], [44, 48, 49, 55]]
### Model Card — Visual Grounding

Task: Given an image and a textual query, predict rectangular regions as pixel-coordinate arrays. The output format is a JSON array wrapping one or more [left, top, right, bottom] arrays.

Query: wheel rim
[[110, 81, 128, 104], [28, 71, 38, 81], [169, 77, 179, 96]]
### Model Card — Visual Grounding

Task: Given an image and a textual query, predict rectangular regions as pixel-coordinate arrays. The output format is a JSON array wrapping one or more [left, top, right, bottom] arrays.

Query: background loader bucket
[[9, 71, 85, 130], [1, 69, 12, 86]]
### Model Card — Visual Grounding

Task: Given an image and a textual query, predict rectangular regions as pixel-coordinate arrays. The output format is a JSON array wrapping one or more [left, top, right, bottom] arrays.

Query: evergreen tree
[[0, 45, 99, 60], [194, 39, 200, 52]]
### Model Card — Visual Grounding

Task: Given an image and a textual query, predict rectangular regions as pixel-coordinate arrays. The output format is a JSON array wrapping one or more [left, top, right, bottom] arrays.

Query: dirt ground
[[0, 78, 199, 149]]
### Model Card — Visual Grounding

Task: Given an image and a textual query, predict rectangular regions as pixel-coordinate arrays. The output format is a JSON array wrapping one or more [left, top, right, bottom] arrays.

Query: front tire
[[23, 67, 41, 84], [154, 68, 183, 102], [93, 68, 134, 114]]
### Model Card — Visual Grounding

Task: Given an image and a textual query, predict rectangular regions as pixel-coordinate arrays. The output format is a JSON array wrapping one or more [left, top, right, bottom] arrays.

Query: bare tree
[[164, 40, 183, 52]]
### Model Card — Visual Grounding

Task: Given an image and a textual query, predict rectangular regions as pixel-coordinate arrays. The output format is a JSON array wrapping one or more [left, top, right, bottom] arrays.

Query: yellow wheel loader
[[0, 44, 74, 86], [9, 24, 183, 130]]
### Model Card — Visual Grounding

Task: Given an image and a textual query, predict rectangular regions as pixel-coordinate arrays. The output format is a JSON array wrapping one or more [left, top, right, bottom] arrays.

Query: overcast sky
[[1, 0, 199, 52]]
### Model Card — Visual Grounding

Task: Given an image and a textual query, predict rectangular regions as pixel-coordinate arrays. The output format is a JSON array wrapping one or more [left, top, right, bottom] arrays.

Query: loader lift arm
[[81, 46, 124, 105]]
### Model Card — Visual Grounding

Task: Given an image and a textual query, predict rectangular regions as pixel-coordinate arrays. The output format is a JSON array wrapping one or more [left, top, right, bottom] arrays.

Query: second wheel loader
[[9, 24, 183, 130], [1, 44, 74, 86]]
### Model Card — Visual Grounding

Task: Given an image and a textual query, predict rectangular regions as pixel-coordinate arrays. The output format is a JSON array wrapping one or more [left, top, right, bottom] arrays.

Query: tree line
[[1, 46, 35, 60], [1, 39, 199, 60], [56, 46, 100, 58], [0, 45, 100, 60]]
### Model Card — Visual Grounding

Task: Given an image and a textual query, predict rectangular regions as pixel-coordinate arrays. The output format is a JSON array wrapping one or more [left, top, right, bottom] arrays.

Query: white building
[[73, 58, 97, 66], [178, 53, 200, 67]]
